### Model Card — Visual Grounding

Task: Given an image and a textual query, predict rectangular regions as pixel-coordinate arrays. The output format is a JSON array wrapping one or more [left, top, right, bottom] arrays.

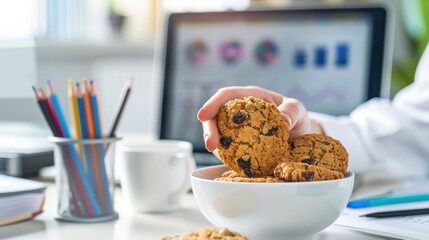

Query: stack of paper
[[0, 174, 47, 226], [335, 201, 429, 240], [335, 179, 429, 240]]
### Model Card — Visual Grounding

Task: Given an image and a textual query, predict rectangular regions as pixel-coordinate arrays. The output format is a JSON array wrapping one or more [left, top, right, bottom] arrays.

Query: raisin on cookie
[[274, 162, 344, 182], [217, 96, 289, 177], [162, 228, 248, 240], [288, 134, 348, 173]]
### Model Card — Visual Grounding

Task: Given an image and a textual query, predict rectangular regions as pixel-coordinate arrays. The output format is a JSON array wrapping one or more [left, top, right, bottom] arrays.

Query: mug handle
[[168, 153, 196, 205]]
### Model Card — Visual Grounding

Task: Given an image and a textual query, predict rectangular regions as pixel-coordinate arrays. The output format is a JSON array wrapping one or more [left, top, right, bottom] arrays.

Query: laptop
[[158, 5, 392, 166]]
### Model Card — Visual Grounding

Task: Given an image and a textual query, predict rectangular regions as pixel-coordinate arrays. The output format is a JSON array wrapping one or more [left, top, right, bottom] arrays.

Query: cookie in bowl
[[288, 134, 349, 174], [274, 162, 344, 182]]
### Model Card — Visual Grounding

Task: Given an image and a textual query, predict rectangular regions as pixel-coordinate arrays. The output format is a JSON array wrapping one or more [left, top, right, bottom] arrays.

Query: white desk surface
[[0, 182, 392, 240]]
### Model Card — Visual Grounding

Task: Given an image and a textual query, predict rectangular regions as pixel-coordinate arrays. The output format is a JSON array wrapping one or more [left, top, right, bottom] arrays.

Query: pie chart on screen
[[186, 39, 208, 65], [218, 40, 243, 65], [255, 39, 279, 66]]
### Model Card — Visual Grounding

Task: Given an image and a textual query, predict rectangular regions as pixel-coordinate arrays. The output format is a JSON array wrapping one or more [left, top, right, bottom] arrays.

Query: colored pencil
[[82, 79, 95, 139], [76, 83, 88, 139], [90, 81, 113, 214], [68, 80, 85, 160], [47, 80, 102, 216], [107, 80, 132, 137], [90, 81, 103, 139], [82, 79, 107, 212], [47, 80, 70, 138], [32, 86, 58, 136], [93, 81, 104, 138], [38, 87, 64, 137], [77, 83, 95, 188], [88, 142, 103, 212], [68, 80, 82, 139], [83, 79, 104, 212]]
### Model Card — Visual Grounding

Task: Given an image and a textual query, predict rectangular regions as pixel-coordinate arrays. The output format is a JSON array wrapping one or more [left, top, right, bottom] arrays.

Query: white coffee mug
[[117, 140, 196, 212]]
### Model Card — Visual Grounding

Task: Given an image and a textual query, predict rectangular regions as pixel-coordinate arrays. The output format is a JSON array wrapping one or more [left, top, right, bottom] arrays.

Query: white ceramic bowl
[[191, 165, 354, 240]]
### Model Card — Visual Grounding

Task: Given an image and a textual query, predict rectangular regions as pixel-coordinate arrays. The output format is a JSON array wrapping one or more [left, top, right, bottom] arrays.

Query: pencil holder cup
[[48, 136, 121, 223]]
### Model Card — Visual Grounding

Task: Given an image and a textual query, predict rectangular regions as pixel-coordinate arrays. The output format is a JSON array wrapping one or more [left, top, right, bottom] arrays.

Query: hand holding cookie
[[207, 95, 349, 182], [216, 96, 289, 177], [197, 86, 323, 152]]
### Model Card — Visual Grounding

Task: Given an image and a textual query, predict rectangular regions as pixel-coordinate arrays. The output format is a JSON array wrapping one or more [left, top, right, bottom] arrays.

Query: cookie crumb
[[162, 228, 248, 240]]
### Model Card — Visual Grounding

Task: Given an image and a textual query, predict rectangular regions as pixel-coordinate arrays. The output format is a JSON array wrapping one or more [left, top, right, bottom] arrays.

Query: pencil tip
[[127, 78, 134, 87], [32, 85, 37, 92], [76, 82, 80, 87]]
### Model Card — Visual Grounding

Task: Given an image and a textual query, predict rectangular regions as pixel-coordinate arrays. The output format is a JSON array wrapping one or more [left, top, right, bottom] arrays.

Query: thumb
[[277, 98, 310, 140]]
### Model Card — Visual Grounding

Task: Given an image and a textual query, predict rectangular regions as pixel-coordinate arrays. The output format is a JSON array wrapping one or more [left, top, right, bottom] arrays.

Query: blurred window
[[0, 0, 38, 41]]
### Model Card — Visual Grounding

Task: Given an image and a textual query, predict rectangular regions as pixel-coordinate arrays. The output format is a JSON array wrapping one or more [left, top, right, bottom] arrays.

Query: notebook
[[0, 174, 47, 226], [335, 179, 429, 240], [335, 201, 429, 240]]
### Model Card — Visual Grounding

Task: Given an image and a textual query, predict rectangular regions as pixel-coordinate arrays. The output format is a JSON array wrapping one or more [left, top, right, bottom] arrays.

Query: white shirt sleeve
[[310, 44, 429, 180]]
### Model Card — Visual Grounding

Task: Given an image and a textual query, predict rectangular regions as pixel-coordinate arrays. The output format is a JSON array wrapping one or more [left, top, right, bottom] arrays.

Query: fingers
[[309, 118, 325, 135], [280, 113, 292, 128], [197, 86, 283, 122], [277, 97, 310, 140], [277, 97, 302, 129], [202, 119, 219, 152]]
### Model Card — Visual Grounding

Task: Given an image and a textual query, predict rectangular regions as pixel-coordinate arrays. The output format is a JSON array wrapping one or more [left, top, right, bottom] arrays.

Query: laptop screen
[[160, 7, 388, 163]]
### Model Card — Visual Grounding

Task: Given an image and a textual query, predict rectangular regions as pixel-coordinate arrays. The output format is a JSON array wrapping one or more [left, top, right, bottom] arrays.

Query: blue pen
[[47, 80, 102, 216], [347, 192, 429, 209]]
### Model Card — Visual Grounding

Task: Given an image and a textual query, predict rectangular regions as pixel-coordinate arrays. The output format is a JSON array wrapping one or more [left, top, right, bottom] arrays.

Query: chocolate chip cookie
[[162, 228, 248, 240], [217, 96, 289, 177], [288, 134, 348, 173], [274, 162, 344, 182]]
